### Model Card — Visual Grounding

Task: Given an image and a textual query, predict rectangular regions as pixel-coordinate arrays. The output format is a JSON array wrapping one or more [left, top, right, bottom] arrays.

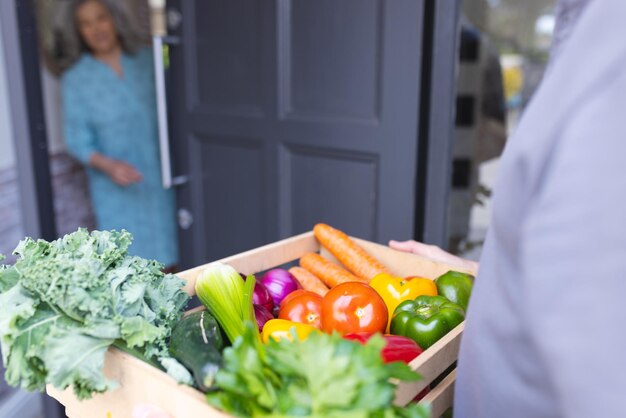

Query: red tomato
[[278, 291, 323, 329], [279, 289, 309, 309], [321, 282, 388, 335]]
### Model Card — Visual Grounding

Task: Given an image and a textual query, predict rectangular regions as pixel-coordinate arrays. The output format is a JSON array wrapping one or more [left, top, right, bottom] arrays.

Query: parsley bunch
[[207, 324, 430, 417]]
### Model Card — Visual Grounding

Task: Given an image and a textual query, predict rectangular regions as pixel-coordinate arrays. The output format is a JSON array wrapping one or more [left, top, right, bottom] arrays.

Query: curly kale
[[0, 229, 190, 399]]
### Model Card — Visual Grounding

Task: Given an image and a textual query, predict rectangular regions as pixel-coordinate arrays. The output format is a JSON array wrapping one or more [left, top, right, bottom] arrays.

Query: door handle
[[177, 208, 194, 230], [152, 35, 187, 189]]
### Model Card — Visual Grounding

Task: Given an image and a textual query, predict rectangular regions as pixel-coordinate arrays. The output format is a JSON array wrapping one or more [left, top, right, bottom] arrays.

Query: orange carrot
[[299, 253, 365, 288], [313, 223, 391, 281], [288, 267, 329, 296]]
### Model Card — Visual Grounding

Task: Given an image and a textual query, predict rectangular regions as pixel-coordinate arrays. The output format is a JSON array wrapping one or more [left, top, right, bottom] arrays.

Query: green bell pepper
[[390, 295, 465, 349], [434, 271, 474, 313]]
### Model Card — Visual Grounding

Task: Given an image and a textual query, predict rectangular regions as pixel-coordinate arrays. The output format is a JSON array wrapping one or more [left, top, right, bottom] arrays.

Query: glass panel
[[448, 0, 556, 260]]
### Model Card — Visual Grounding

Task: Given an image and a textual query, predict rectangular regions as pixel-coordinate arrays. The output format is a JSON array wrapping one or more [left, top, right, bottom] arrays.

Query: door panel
[[192, 1, 266, 115], [284, 0, 382, 121], [191, 135, 268, 260], [168, 0, 426, 268], [279, 145, 379, 239]]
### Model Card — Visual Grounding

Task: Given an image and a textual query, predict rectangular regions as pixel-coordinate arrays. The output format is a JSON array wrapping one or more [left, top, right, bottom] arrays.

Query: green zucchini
[[169, 310, 224, 392]]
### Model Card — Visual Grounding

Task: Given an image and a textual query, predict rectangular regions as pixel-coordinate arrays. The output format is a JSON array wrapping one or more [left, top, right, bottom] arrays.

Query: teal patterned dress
[[62, 48, 178, 266]]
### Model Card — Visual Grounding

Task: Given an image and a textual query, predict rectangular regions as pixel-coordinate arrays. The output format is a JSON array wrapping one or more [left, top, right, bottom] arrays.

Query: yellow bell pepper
[[261, 319, 319, 343], [370, 273, 438, 331]]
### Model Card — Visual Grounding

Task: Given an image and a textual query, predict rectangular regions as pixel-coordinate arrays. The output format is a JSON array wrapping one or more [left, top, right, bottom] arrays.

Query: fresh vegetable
[[195, 263, 258, 344], [279, 289, 308, 309], [207, 323, 430, 418], [252, 281, 274, 313], [253, 304, 274, 332], [344, 332, 423, 364], [169, 311, 224, 392], [313, 223, 391, 281], [390, 295, 465, 349], [321, 282, 388, 335], [0, 229, 191, 400], [278, 290, 323, 328], [370, 273, 438, 331], [261, 319, 319, 343], [300, 252, 365, 288], [435, 271, 474, 313], [259, 269, 301, 308], [240, 273, 277, 313], [345, 331, 431, 403], [288, 266, 329, 296]]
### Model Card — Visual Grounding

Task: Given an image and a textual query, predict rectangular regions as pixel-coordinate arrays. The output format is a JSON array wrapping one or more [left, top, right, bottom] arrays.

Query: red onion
[[260, 269, 302, 307], [252, 281, 274, 312], [239, 273, 274, 312], [253, 304, 274, 332]]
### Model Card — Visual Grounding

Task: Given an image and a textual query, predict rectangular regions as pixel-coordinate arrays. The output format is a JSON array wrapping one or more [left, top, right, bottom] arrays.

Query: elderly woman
[[62, 0, 178, 268]]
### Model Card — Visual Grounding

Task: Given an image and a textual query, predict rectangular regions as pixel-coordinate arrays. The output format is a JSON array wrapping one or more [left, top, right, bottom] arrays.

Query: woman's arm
[[89, 153, 142, 186], [62, 75, 142, 186]]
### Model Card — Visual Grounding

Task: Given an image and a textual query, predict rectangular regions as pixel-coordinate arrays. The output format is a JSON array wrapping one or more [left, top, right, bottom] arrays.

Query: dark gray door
[[167, 0, 429, 268]]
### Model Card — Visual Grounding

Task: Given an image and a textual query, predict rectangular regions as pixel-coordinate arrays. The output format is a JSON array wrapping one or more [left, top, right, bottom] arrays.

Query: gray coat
[[454, 1, 626, 416]]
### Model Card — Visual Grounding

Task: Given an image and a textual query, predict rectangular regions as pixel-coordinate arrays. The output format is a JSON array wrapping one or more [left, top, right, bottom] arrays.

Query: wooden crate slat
[[394, 322, 464, 406], [419, 369, 457, 418], [178, 231, 319, 295], [47, 348, 225, 418]]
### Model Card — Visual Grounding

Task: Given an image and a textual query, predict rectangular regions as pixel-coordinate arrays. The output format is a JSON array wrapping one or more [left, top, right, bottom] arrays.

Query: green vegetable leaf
[[0, 284, 38, 346], [0, 229, 190, 399], [209, 324, 431, 417], [121, 281, 147, 304], [0, 263, 18, 293], [81, 319, 122, 340], [159, 357, 194, 386], [391, 403, 431, 418], [120, 317, 165, 348], [2, 306, 60, 392], [43, 329, 117, 400], [383, 361, 421, 382]]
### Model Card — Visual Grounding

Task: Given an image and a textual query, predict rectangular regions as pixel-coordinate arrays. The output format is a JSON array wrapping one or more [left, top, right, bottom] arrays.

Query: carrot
[[299, 253, 365, 288], [288, 267, 329, 296], [313, 223, 391, 281]]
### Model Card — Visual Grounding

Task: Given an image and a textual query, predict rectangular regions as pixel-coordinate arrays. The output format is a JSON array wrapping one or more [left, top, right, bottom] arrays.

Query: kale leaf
[[0, 229, 190, 399]]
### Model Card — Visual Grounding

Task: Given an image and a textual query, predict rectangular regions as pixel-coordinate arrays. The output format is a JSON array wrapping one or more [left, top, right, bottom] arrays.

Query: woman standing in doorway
[[62, 0, 178, 269]]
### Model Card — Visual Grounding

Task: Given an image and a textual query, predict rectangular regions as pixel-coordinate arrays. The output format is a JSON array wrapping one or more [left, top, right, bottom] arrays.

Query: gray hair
[[59, 0, 145, 72]]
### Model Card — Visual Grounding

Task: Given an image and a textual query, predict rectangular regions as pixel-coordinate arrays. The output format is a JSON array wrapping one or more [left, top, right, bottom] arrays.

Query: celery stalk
[[195, 263, 258, 343], [242, 275, 256, 323]]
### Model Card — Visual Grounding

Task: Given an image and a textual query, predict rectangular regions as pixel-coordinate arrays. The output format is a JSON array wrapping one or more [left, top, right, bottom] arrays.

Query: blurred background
[[0, 0, 554, 416]]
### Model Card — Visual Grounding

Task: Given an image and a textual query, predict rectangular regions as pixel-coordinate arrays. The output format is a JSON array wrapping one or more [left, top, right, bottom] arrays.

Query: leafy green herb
[[207, 323, 430, 417], [0, 229, 191, 399], [195, 263, 258, 344]]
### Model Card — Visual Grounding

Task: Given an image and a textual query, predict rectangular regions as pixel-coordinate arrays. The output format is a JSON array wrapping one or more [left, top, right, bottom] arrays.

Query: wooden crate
[[47, 232, 473, 418]]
